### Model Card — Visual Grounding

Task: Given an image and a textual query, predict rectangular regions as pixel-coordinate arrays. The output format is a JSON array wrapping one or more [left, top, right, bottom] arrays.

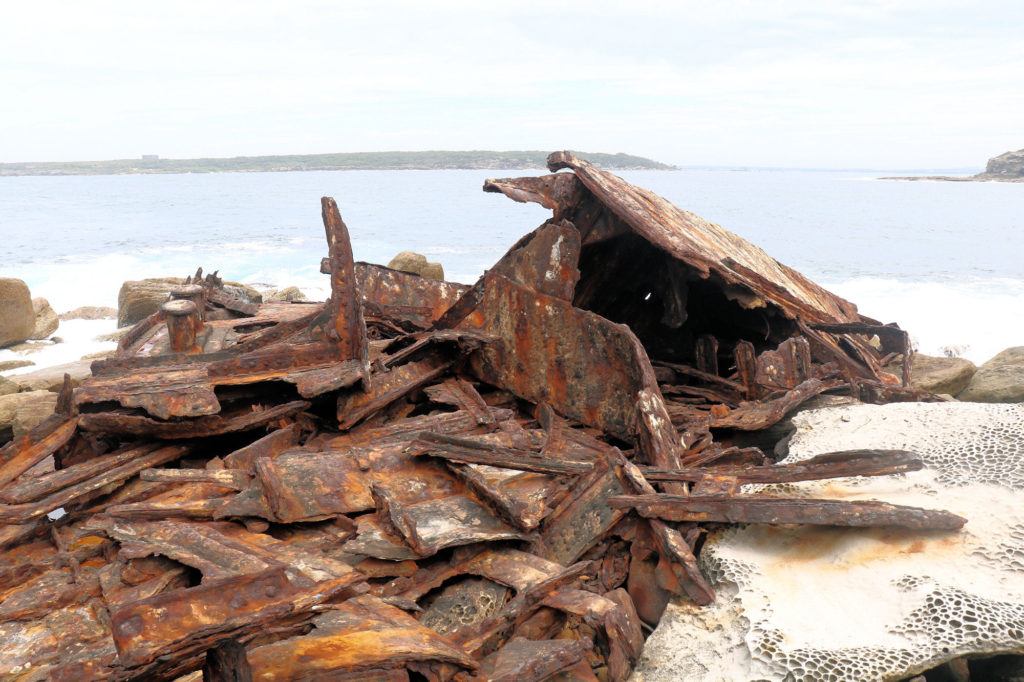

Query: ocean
[[2, 168, 1022, 365]]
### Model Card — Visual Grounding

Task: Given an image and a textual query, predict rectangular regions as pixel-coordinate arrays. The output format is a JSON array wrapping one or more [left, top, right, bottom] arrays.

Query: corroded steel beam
[[609, 493, 968, 530]]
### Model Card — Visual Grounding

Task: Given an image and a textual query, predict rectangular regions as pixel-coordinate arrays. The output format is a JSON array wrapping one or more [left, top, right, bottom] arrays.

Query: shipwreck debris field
[[0, 152, 967, 681]]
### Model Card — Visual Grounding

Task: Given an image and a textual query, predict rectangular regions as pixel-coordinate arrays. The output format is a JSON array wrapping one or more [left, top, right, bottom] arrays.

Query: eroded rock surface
[[11, 359, 93, 393], [0, 278, 34, 348], [633, 402, 1024, 682], [387, 251, 445, 280], [958, 347, 1024, 403], [28, 297, 59, 340], [985, 148, 1024, 178], [885, 353, 977, 397]]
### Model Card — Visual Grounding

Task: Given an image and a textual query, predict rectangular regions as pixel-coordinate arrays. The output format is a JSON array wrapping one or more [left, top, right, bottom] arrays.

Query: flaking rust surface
[[0, 156, 964, 681]]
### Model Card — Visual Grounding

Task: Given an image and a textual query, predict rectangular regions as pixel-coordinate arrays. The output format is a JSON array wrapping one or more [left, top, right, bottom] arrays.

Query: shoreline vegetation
[[0, 150, 674, 177]]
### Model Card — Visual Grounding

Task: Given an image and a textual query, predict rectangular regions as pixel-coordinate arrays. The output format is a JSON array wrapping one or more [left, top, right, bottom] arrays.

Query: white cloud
[[1, 1, 1022, 166]]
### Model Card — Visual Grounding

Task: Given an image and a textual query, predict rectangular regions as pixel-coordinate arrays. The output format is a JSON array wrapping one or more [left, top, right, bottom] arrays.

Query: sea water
[[1, 168, 1022, 365]]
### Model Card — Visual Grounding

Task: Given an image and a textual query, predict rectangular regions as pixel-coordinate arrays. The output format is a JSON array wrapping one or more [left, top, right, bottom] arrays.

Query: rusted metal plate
[[109, 566, 357, 670], [0, 444, 188, 525], [254, 450, 374, 522], [454, 560, 594, 658], [452, 271, 648, 440], [460, 547, 566, 592], [542, 587, 643, 681], [355, 261, 471, 328], [544, 151, 867, 325], [477, 636, 593, 681], [338, 354, 454, 429], [245, 595, 476, 679], [1, 440, 155, 503], [78, 400, 309, 439], [309, 197, 370, 380], [418, 576, 510, 637], [74, 366, 219, 419], [343, 495, 529, 561], [0, 415, 78, 489], [424, 377, 494, 425], [708, 377, 828, 430], [536, 456, 627, 566], [641, 449, 923, 485], [610, 493, 967, 530], [488, 219, 582, 300], [483, 172, 585, 218], [0, 603, 116, 680], [413, 431, 593, 475], [206, 342, 364, 395], [222, 425, 304, 471], [94, 519, 274, 580]]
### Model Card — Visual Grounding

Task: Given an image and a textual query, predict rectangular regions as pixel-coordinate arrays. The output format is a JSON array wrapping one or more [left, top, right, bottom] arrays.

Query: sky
[[1, 0, 1022, 169]]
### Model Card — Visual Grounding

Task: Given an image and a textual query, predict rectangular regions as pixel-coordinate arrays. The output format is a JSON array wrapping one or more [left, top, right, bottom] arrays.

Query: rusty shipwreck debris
[[0, 153, 960, 681]]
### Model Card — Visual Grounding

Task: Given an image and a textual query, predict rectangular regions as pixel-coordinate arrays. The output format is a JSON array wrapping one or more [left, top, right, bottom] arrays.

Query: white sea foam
[[0, 319, 117, 375]]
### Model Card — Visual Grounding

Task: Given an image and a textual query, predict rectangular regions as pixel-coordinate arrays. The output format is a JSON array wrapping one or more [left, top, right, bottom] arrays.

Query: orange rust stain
[[70, 535, 107, 550]]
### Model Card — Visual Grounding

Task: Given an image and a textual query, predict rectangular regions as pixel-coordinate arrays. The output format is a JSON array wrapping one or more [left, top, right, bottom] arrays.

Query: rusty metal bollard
[[162, 299, 201, 353], [170, 284, 206, 321]]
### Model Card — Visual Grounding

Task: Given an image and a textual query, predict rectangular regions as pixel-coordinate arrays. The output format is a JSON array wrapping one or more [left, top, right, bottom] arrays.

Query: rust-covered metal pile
[[0, 152, 964, 681]]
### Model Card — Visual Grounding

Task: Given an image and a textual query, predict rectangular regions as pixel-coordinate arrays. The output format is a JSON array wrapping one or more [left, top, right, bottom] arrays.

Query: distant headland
[[881, 148, 1024, 182], [0, 150, 674, 177]]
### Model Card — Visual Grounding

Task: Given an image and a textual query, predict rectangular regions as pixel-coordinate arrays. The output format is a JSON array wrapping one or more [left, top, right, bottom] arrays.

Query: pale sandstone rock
[[0, 390, 55, 433], [387, 251, 445, 281], [885, 353, 977, 396], [633, 402, 1024, 682], [11, 360, 93, 393], [28, 297, 59, 340], [12, 393, 58, 437], [264, 286, 309, 302], [957, 347, 1024, 403], [0, 278, 34, 348], [58, 306, 117, 321]]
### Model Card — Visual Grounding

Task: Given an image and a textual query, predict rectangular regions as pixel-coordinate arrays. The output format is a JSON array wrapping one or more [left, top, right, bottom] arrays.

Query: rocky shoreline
[[881, 147, 1024, 182]]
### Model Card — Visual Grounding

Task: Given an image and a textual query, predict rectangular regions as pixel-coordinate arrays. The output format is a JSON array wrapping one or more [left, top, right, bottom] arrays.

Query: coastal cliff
[[983, 148, 1024, 179]]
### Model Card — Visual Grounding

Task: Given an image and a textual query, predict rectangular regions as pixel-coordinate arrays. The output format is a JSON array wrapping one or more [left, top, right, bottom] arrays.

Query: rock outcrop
[[386, 251, 445, 281], [957, 346, 1024, 403], [0, 360, 33, 373], [28, 297, 59, 340], [117, 277, 262, 327], [883, 148, 1024, 182], [11, 392, 58, 437], [0, 278, 35, 348], [58, 305, 117, 320], [885, 353, 977, 396], [984, 148, 1024, 179], [264, 286, 309, 302], [10, 359, 94, 393], [0, 390, 56, 437]]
